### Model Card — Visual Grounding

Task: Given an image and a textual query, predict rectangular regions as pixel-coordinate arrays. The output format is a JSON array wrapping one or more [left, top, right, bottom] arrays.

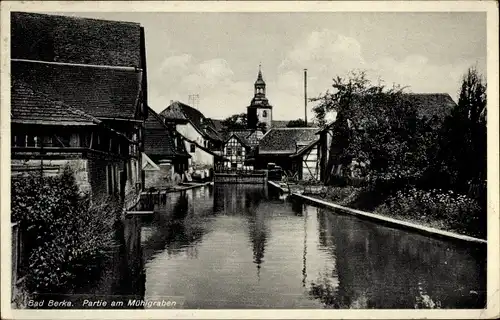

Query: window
[[226, 147, 232, 156], [231, 163, 237, 168], [236, 147, 242, 156], [43, 136, 54, 147], [26, 135, 38, 147], [262, 110, 267, 118], [190, 143, 196, 153]]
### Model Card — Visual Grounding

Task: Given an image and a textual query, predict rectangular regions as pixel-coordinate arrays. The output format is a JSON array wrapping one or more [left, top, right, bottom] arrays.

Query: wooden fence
[[11, 222, 27, 305]]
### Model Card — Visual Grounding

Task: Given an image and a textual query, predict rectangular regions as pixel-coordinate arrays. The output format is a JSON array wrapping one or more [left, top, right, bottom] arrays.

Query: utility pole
[[304, 69, 308, 126]]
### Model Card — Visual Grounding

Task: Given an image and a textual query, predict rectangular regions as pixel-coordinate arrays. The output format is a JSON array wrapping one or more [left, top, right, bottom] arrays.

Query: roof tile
[[12, 60, 141, 119], [11, 79, 97, 125], [144, 107, 189, 158], [11, 12, 141, 67], [160, 101, 222, 141], [259, 127, 319, 154]]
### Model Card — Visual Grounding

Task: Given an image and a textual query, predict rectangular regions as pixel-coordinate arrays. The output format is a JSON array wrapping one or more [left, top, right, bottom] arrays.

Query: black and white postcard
[[1, 1, 498, 319]]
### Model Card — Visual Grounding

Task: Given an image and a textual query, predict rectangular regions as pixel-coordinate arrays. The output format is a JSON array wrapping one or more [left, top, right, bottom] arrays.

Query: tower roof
[[255, 64, 265, 85]]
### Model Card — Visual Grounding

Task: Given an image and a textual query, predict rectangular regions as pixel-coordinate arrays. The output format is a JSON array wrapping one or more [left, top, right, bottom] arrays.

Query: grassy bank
[[305, 184, 486, 240]]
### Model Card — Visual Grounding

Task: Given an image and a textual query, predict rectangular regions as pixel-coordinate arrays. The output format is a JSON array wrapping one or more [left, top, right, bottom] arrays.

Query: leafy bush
[[324, 186, 360, 205], [11, 166, 120, 293], [375, 187, 485, 238]]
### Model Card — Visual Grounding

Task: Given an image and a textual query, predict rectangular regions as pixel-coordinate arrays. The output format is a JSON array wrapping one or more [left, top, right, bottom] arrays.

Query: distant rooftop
[[259, 127, 319, 154], [160, 101, 222, 142]]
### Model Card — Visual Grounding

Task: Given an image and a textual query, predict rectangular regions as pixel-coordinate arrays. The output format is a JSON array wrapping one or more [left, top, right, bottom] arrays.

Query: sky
[[52, 12, 486, 121]]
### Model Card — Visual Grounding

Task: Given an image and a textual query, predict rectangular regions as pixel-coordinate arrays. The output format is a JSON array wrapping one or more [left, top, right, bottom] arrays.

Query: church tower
[[247, 65, 272, 130]]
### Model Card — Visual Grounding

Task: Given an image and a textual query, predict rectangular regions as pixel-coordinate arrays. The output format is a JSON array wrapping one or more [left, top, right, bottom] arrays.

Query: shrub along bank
[[316, 184, 485, 239], [11, 166, 120, 296]]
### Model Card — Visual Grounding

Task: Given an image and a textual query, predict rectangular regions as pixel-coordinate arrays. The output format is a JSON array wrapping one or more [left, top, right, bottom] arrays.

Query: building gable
[[160, 101, 222, 143]]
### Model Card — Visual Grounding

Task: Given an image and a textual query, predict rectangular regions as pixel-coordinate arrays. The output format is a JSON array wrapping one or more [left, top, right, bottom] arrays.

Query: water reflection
[[70, 184, 486, 309], [309, 209, 486, 309], [142, 190, 211, 262], [246, 207, 269, 280]]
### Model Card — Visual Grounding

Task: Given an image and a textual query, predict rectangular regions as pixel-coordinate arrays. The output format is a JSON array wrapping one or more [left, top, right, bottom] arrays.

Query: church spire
[[255, 64, 265, 86], [247, 64, 272, 130]]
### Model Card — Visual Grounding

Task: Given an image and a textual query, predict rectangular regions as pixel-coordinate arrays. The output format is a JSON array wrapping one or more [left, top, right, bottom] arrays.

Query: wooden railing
[[214, 167, 266, 175]]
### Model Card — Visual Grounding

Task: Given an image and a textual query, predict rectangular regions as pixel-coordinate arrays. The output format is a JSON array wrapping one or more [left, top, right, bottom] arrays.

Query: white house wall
[[256, 108, 272, 129], [176, 122, 214, 169], [176, 122, 206, 146], [302, 145, 319, 181], [184, 140, 214, 169]]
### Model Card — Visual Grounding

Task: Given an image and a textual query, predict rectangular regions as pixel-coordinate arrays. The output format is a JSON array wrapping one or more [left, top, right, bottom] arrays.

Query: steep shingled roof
[[403, 93, 456, 121], [144, 107, 190, 158], [160, 101, 222, 142], [11, 79, 96, 126], [245, 130, 264, 147], [160, 101, 188, 121], [11, 78, 134, 143], [224, 129, 264, 148], [12, 60, 142, 120], [231, 131, 251, 147], [209, 118, 224, 132], [316, 93, 456, 133], [259, 127, 319, 154], [11, 12, 142, 67]]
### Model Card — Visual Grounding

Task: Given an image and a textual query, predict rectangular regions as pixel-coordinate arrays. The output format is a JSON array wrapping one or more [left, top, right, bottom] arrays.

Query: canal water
[[73, 184, 486, 309]]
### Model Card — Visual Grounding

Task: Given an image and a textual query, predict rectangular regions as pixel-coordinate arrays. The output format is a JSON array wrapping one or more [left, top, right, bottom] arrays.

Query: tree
[[433, 66, 487, 193], [221, 113, 247, 130], [257, 122, 268, 132], [311, 70, 433, 186], [286, 119, 307, 128]]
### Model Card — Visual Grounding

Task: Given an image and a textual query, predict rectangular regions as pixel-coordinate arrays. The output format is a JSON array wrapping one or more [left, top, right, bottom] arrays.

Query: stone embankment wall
[[11, 158, 92, 194]]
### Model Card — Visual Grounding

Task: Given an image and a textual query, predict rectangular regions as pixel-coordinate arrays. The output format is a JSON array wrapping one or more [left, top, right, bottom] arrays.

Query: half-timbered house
[[222, 132, 252, 170], [11, 12, 148, 209]]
